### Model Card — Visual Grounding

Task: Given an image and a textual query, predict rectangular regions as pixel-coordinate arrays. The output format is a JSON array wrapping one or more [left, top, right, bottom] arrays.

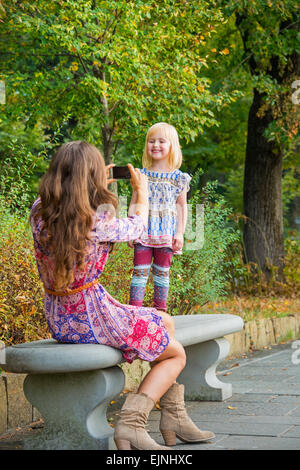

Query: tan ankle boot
[[159, 383, 215, 446], [114, 392, 171, 450]]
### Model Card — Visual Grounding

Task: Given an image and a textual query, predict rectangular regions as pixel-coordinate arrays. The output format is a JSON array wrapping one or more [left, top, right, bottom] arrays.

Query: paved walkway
[[147, 340, 300, 450], [1, 340, 300, 450]]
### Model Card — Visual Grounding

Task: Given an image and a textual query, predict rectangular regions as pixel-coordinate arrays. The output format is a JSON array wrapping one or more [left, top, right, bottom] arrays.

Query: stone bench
[[0, 313, 243, 450]]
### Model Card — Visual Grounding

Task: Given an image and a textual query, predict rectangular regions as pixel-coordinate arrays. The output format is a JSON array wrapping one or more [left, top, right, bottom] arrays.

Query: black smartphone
[[112, 166, 131, 179]]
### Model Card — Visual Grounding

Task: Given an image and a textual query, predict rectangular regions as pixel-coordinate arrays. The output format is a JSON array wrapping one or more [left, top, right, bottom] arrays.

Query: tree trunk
[[102, 123, 118, 196], [243, 87, 285, 280], [237, 13, 300, 282]]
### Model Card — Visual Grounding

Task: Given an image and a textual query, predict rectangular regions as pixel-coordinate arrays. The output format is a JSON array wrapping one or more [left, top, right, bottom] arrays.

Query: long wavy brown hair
[[31, 141, 118, 290]]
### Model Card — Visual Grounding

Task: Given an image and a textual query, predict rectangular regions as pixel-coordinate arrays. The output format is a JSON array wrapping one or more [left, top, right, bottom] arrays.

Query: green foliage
[[220, 0, 300, 154], [1, 0, 239, 162], [0, 140, 44, 212], [283, 236, 300, 290], [219, 165, 300, 231], [0, 200, 48, 345], [223, 220, 300, 297], [0, 122, 67, 212], [168, 178, 240, 314]]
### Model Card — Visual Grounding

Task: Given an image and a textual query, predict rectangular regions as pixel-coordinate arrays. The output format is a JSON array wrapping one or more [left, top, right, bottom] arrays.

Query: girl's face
[[147, 131, 171, 162]]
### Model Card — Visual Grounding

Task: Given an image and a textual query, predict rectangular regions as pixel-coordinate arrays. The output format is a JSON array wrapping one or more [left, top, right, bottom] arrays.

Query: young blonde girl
[[30, 140, 214, 450], [128, 122, 191, 312]]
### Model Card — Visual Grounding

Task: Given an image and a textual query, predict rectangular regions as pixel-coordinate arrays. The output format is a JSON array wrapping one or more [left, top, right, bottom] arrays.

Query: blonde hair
[[32, 141, 118, 290], [142, 122, 182, 171]]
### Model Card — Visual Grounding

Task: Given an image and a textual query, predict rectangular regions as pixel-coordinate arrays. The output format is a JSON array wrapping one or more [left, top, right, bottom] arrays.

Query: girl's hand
[[127, 240, 134, 248], [172, 233, 184, 252], [106, 163, 117, 186]]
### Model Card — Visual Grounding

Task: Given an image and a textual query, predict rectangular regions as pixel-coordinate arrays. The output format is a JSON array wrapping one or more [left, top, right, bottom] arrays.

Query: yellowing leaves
[[211, 48, 230, 55], [70, 62, 78, 72], [183, 66, 193, 74]]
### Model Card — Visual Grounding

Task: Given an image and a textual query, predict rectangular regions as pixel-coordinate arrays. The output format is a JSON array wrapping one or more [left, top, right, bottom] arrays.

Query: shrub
[[0, 199, 49, 346], [224, 220, 300, 297], [168, 180, 240, 314]]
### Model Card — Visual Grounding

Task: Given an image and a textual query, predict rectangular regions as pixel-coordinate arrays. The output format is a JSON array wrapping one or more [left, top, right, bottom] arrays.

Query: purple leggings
[[129, 243, 173, 312]]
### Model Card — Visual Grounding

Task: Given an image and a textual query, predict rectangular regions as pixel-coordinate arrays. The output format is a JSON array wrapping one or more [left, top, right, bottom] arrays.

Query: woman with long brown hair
[[30, 141, 214, 450]]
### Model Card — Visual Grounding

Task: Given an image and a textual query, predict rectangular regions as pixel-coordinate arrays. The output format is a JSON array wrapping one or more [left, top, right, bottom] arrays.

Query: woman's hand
[[127, 164, 149, 223], [127, 164, 148, 194], [127, 240, 134, 248], [172, 233, 184, 252], [106, 163, 117, 186]]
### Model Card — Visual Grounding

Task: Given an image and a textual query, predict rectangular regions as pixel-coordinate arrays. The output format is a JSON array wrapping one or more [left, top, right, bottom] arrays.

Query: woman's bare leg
[[158, 311, 175, 337], [137, 311, 186, 403]]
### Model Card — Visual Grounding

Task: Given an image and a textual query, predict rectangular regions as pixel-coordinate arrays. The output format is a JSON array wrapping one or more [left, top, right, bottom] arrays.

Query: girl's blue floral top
[[134, 168, 192, 254]]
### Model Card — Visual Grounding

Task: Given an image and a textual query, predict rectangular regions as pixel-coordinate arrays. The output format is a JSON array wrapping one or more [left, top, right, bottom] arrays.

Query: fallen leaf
[[227, 405, 237, 410], [223, 371, 232, 376]]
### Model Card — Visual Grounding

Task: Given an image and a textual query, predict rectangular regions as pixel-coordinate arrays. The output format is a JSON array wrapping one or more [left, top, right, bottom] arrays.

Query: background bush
[[0, 199, 48, 345]]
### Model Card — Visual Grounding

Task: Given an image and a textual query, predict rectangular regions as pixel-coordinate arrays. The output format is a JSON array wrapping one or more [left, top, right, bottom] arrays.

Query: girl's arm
[[173, 190, 188, 252]]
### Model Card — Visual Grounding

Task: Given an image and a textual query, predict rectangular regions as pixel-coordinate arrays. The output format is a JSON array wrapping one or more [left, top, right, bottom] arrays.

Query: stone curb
[[1, 313, 299, 435], [225, 312, 300, 357]]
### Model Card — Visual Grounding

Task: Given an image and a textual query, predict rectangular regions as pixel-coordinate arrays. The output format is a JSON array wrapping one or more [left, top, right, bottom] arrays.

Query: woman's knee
[[154, 337, 186, 369], [177, 342, 187, 369]]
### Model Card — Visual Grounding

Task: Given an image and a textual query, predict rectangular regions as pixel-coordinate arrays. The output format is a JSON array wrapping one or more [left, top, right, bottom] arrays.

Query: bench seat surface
[[1, 314, 243, 374]]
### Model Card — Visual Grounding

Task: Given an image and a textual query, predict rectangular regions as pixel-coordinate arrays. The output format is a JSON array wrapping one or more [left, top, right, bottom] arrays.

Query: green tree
[[1, 0, 239, 175], [215, 0, 300, 281]]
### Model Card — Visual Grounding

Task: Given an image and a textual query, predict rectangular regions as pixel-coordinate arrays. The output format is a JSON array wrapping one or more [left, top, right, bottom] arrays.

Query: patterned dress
[[30, 199, 170, 363], [134, 168, 192, 254]]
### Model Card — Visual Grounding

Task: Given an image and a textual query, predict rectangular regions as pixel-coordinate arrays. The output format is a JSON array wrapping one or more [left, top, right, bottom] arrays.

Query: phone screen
[[112, 166, 131, 179]]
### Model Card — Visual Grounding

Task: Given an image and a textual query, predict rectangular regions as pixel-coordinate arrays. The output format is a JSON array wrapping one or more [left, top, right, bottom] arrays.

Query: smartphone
[[112, 166, 131, 179]]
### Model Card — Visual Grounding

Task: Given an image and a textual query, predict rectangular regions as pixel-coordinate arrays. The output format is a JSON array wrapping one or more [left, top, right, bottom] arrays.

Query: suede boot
[[114, 392, 171, 450], [159, 383, 215, 446]]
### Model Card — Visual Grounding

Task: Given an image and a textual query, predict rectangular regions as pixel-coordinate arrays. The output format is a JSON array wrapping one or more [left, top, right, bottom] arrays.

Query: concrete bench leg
[[177, 337, 232, 401], [22, 366, 125, 450]]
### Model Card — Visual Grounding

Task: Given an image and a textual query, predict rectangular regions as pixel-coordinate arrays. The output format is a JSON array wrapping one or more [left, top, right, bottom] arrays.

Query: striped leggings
[[129, 243, 174, 312]]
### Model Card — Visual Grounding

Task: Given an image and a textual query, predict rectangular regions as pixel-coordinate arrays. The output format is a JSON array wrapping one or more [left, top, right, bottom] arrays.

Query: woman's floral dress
[[30, 199, 170, 363]]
